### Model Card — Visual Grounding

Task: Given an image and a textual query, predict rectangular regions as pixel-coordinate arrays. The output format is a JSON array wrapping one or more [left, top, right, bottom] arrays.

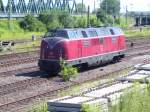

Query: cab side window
[[110, 29, 115, 35], [110, 29, 117, 43], [97, 29, 106, 36], [113, 28, 124, 35], [81, 31, 88, 38], [68, 31, 77, 39], [88, 30, 98, 37], [55, 30, 68, 39]]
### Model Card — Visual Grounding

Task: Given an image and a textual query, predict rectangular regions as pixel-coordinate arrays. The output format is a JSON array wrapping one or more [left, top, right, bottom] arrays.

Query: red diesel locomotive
[[38, 27, 126, 74]]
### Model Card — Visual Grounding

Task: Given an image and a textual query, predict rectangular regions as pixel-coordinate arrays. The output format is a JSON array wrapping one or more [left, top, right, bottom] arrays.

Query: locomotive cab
[[38, 29, 78, 74]]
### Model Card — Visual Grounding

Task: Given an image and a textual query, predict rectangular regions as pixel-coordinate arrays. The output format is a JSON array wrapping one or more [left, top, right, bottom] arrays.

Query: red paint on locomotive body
[[38, 27, 126, 74], [64, 35, 126, 60]]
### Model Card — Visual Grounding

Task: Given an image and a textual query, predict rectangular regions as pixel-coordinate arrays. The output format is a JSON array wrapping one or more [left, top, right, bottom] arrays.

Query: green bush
[[90, 15, 102, 27], [81, 103, 101, 112], [60, 58, 78, 81], [27, 103, 47, 112], [20, 15, 46, 32]]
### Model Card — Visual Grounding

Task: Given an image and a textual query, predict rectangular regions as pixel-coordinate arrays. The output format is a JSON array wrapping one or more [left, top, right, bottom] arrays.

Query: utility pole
[[125, 5, 128, 25], [63, 0, 66, 10], [8, 0, 12, 30], [81, 0, 83, 15], [112, 8, 114, 26], [94, 0, 96, 13], [105, 0, 107, 25], [87, 5, 90, 27]]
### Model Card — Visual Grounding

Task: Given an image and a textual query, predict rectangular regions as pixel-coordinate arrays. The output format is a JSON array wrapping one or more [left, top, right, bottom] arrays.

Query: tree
[[58, 11, 75, 28], [100, 0, 120, 17], [76, 3, 86, 13], [20, 15, 46, 32], [74, 16, 87, 28], [39, 10, 62, 30], [97, 0, 120, 25], [39, 10, 75, 30], [96, 9, 106, 23]]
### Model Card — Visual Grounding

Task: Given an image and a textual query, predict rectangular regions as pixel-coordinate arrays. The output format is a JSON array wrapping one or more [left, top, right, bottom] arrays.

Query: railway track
[[0, 62, 132, 112], [0, 47, 146, 111], [0, 37, 150, 111], [0, 50, 39, 61], [0, 66, 145, 112], [0, 37, 149, 68], [127, 43, 150, 50], [0, 77, 48, 96], [0, 66, 38, 77], [0, 57, 38, 68]]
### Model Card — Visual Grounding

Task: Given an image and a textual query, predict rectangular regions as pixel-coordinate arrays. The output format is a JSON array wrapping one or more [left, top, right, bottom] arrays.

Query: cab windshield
[[44, 30, 56, 38]]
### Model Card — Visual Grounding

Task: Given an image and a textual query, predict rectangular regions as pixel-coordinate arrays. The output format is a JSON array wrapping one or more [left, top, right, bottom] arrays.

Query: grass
[[0, 18, 150, 41], [124, 26, 150, 38], [0, 19, 44, 41], [27, 103, 47, 112], [109, 83, 150, 112], [113, 16, 150, 38], [81, 103, 101, 112], [116, 16, 134, 29]]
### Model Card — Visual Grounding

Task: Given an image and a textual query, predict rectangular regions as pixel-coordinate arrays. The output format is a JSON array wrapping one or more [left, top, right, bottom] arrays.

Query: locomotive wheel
[[112, 56, 119, 63]]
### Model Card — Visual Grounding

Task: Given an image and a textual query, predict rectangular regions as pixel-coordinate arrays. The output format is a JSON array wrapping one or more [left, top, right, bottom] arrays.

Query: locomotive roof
[[44, 27, 124, 39]]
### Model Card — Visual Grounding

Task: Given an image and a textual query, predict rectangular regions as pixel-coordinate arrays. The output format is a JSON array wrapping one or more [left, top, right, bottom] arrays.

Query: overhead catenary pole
[[94, 0, 95, 13], [125, 5, 128, 25], [105, 0, 107, 25], [112, 7, 115, 26], [8, 0, 11, 30], [87, 5, 90, 27], [81, 0, 83, 15]]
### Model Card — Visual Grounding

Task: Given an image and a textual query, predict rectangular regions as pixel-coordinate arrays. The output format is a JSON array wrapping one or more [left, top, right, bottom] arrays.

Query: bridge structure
[[0, 0, 78, 18], [129, 11, 150, 26]]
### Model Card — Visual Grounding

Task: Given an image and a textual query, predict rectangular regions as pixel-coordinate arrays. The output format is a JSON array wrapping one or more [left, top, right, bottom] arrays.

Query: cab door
[[78, 40, 82, 58]]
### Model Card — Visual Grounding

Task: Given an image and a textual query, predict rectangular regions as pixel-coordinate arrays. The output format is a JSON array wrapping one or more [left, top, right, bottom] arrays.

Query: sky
[[2, 0, 150, 12], [76, 0, 150, 12]]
